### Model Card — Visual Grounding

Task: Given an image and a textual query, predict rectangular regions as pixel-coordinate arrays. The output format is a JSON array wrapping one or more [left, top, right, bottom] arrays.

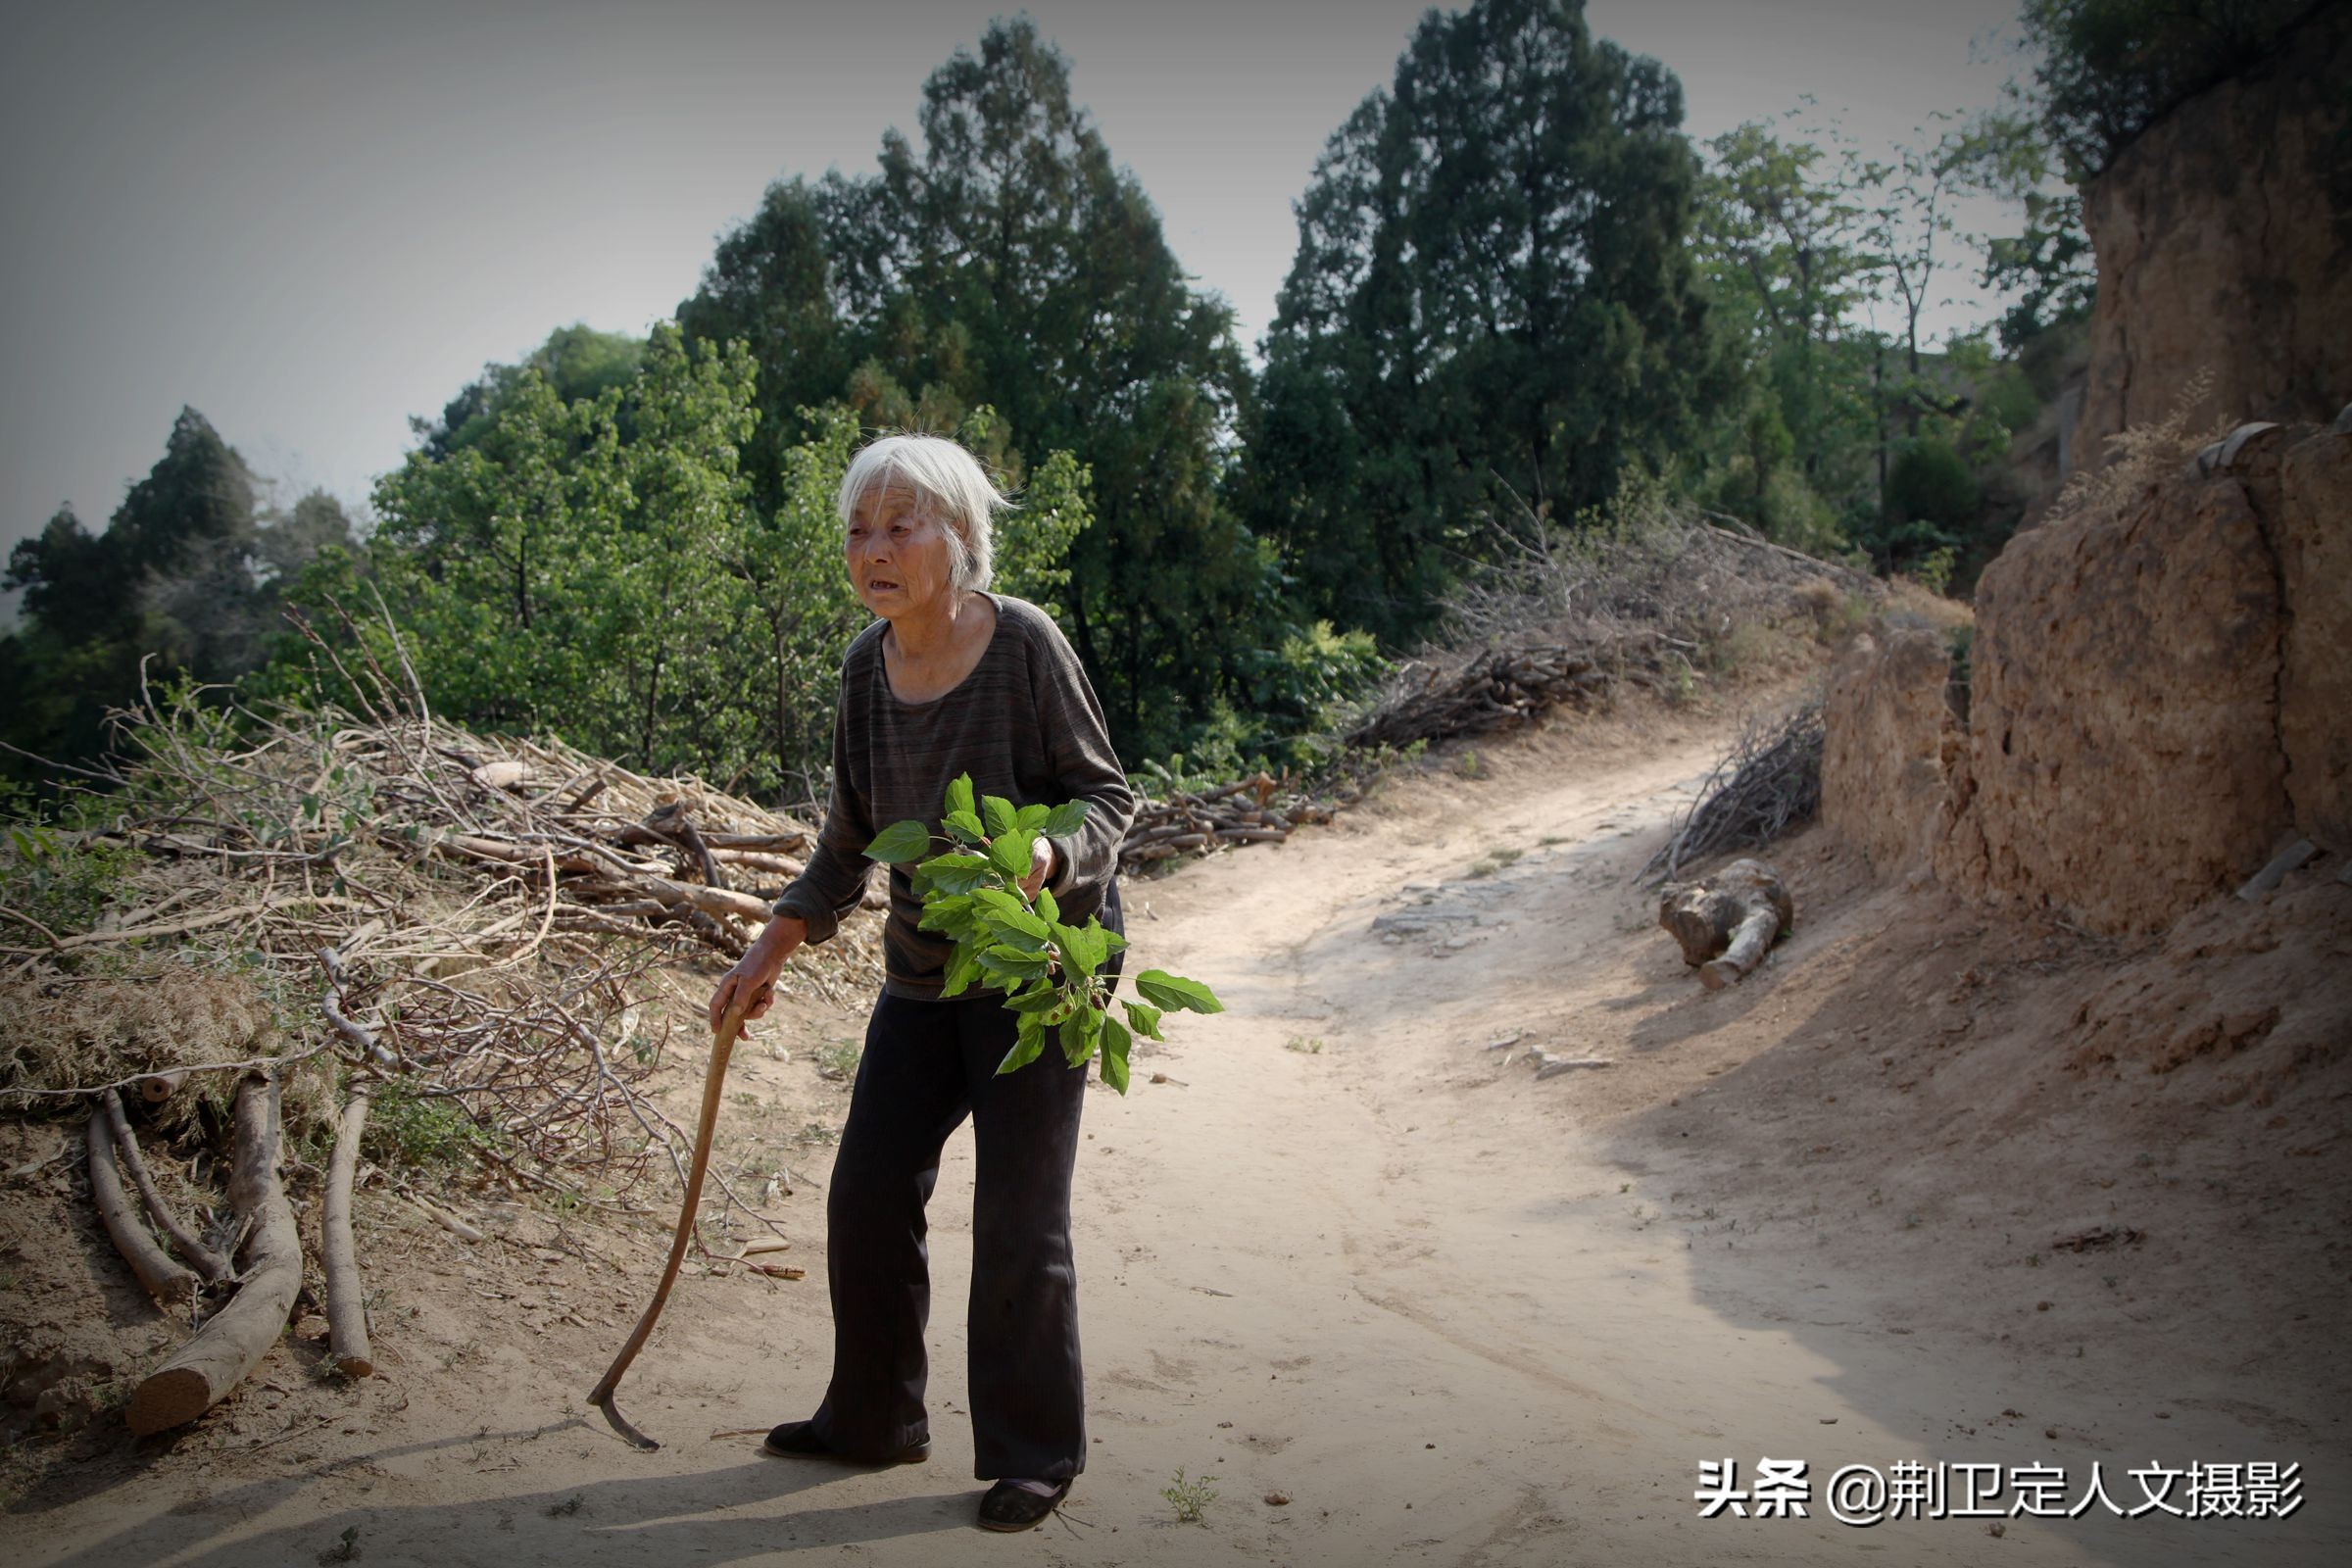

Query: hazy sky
[[1, 0, 2026, 584]]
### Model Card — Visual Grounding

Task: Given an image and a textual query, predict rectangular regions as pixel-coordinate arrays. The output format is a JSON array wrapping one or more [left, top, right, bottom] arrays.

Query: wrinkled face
[[844, 482, 961, 620]]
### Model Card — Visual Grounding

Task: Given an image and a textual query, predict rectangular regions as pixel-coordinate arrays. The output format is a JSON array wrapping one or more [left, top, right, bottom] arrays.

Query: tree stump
[[1659, 858, 1793, 990]]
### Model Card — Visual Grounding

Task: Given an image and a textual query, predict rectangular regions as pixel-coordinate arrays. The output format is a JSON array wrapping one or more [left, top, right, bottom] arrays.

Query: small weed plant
[[365, 1078, 494, 1171], [866, 775, 1223, 1092], [1162, 1465, 1218, 1524]]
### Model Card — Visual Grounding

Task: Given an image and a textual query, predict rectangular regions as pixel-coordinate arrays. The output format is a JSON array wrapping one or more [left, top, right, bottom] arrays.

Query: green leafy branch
[[862, 773, 1221, 1093]]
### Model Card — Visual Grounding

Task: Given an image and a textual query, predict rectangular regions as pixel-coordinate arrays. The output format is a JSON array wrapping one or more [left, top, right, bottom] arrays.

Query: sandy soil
[[7, 686, 2348, 1566]]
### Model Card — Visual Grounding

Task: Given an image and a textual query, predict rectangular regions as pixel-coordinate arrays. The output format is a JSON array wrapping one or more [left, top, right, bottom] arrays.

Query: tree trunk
[[126, 1073, 304, 1436], [1659, 858, 1794, 990]]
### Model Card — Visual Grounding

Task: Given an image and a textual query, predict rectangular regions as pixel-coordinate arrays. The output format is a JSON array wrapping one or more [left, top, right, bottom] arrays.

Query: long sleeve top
[[770, 593, 1137, 1000]]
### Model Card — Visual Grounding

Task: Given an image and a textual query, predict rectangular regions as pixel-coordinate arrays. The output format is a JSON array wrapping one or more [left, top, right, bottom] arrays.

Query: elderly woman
[[708, 432, 1135, 1533]]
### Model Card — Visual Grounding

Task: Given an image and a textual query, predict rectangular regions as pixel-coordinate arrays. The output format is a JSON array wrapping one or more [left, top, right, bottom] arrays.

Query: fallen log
[[321, 1090, 373, 1378], [1659, 858, 1794, 991], [127, 1073, 305, 1436], [100, 1090, 229, 1282], [706, 849, 804, 878], [87, 1106, 200, 1306], [138, 1069, 189, 1104]]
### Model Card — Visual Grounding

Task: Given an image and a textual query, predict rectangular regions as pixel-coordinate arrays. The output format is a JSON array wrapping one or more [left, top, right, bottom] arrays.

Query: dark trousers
[[807, 883, 1121, 1481]]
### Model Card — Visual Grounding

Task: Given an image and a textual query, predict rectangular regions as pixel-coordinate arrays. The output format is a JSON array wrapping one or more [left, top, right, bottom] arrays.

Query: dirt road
[[23, 702, 2346, 1566]]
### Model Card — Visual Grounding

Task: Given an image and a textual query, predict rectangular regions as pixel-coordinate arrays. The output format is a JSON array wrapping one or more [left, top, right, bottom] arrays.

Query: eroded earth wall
[[2075, 7, 2352, 457], [1829, 419, 2350, 933]]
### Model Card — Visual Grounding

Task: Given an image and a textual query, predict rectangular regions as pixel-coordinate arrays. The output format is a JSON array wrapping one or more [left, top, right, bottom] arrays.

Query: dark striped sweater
[[771, 593, 1137, 1000]]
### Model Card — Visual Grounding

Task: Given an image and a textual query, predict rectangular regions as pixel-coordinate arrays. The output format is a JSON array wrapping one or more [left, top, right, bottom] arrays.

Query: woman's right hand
[[710, 914, 807, 1034]]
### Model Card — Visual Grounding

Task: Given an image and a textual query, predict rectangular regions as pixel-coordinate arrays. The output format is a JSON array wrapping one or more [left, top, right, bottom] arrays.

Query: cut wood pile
[[1640, 698, 1826, 885], [1348, 502, 1873, 757], [1119, 505, 1868, 870], [1345, 644, 1624, 751], [1119, 772, 1337, 871], [0, 651, 885, 1436]]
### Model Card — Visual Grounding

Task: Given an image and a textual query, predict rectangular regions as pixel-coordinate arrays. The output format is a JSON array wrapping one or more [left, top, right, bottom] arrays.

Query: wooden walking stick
[[589, 987, 755, 1450]]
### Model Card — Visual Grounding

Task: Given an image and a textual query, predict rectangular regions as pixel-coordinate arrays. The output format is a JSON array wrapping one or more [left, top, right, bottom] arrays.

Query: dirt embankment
[[1831, 413, 2352, 932], [2075, 3, 2352, 454], [1798, 390, 2352, 1548]]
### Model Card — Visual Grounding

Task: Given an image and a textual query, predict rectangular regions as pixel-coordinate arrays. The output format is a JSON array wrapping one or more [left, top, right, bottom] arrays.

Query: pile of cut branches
[[1348, 492, 1874, 756], [1345, 643, 1630, 751], [1119, 771, 1336, 871], [1639, 698, 1826, 885], [0, 622, 884, 1208]]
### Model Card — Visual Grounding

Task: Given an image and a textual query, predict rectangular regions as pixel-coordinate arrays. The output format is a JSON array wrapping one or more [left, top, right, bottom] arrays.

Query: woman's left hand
[[1018, 836, 1055, 901]]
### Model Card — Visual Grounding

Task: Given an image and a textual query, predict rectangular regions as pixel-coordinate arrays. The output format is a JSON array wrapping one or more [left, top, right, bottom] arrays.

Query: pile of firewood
[[1118, 773, 1336, 870], [1344, 640, 1644, 752], [1638, 699, 1826, 885]]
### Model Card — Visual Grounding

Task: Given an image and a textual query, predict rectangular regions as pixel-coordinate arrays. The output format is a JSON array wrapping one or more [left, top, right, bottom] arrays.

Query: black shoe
[[976, 1477, 1071, 1532], [761, 1419, 929, 1465]]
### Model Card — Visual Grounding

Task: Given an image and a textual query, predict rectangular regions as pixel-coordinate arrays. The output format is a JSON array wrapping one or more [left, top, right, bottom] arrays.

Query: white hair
[[837, 433, 1009, 592]]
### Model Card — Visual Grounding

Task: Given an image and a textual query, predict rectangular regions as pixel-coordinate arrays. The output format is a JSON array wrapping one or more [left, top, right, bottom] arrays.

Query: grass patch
[[365, 1078, 496, 1172], [1465, 846, 1524, 879]]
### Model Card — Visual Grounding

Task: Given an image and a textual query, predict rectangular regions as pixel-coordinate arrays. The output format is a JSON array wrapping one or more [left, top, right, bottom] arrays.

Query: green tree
[[1241, 0, 1724, 643], [681, 18, 1282, 760], [2, 410, 267, 793], [1690, 114, 1884, 548], [415, 323, 651, 458], [2018, 0, 2318, 177], [311, 324, 767, 781]]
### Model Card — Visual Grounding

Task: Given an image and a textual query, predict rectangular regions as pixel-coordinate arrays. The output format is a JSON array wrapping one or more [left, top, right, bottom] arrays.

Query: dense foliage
[[1241, 0, 1724, 643], [2018, 0, 2320, 176], [3, 410, 355, 800], [9, 0, 2228, 811], [677, 18, 1289, 761]]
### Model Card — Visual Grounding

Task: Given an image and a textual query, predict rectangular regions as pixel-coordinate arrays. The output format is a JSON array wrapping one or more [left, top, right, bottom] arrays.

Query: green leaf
[[984, 904, 1051, 942], [997, 1011, 1047, 1075], [916, 893, 974, 933], [987, 827, 1035, 883], [864, 819, 932, 864], [1015, 803, 1052, 831], [1034, 886, 1059, 923], [1100, 927, 1128, 954], [1133, 969, 1223, 1014], [977, 946, 1052, 984], [1058, 1005, 1102, 1066], [944, 808, 987, 842], [972, 887, 1027, 916], [942, 943, 986, 999], [917, 853, 996, 895], [1122, 1001, 1164, 1041], [945, 773, 976, 821], [982, 795, 1018, 837], [1099, 1016, 1133, 1095], [1004, 984, 1063, 1014], [1049, 920, 1097, 981], [1038, 801, 1089, 839]]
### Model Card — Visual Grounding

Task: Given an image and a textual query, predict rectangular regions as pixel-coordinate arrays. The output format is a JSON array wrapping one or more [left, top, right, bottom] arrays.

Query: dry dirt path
[[23, 703, 2343, 1566]]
